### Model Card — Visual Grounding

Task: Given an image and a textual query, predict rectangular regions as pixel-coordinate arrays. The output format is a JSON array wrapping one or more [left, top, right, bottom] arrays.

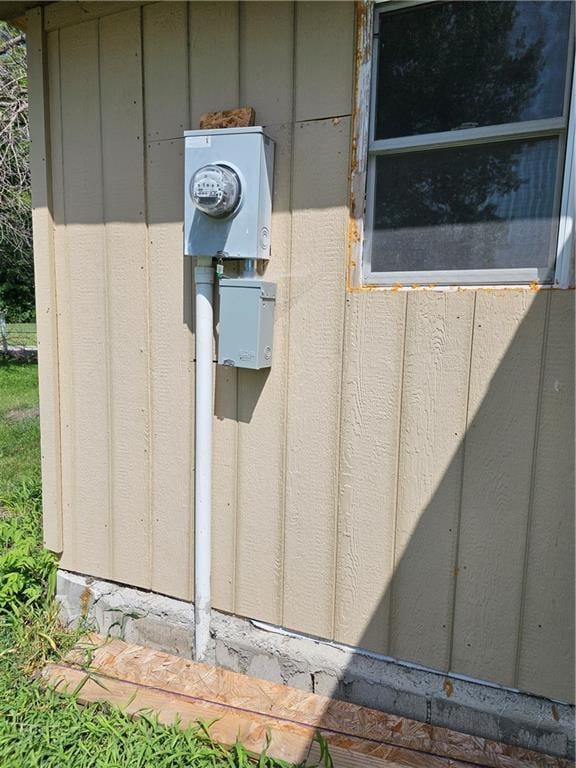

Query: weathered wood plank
[[517, 291, 575, 700], [282, 117, 350, 637], [99, 8, 150, 586], [390, 291, 474, 669], [452, 291, 547, 685], [334, 291, 406, 652], [42, 636, 568, 768], [44, 662, 469, 768]]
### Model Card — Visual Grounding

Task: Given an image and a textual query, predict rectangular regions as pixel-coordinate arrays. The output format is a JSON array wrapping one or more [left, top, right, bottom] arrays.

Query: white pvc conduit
[[194, 258, 214, 662]]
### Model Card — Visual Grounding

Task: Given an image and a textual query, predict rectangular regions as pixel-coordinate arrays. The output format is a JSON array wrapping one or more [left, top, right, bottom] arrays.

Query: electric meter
[[191, 164, 241, 218], [184, 127, 274, 260]]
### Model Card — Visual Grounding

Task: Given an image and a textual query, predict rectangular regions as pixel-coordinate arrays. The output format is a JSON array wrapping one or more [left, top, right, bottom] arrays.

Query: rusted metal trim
[[346, 0, 374, 292]]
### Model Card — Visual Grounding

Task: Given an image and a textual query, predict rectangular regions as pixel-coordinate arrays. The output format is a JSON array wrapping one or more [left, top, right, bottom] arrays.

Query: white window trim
[[356, 0, 576, 288]]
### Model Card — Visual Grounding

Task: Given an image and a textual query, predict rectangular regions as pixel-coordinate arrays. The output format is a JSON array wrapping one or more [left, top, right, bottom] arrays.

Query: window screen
[[365, 1, 574, 285]]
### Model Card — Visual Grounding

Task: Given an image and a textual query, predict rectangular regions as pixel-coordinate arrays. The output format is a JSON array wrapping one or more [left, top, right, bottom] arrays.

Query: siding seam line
[[52, 23, 66, 555], [447, 291, 478, 672], [279, 0, 298, 628], [186, 0, 194, 603], [139, 4, 154, 591], [386, 291, 409, 656], [232, 0, 241, 616], [330, 102, 357, 640], [512, 291, 552, 687], [54, 27, 68, 558], [97, 17, 115, 581]]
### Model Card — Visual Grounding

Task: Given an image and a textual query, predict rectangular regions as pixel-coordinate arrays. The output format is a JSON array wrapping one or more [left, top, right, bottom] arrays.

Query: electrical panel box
[[184, 127, 274, 260], [218, 279, 276, 369]]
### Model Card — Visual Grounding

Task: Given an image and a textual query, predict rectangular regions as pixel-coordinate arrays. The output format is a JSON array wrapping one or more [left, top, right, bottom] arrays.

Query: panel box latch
[[218, 279, 276, 369]]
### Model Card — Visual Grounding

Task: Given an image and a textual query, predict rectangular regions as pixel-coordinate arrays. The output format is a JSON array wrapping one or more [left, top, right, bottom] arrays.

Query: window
[[364, 1, 575, 285]]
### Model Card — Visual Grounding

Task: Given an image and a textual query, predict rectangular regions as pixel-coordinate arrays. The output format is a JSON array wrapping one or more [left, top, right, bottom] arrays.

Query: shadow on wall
[[291, 289, 575, 760]]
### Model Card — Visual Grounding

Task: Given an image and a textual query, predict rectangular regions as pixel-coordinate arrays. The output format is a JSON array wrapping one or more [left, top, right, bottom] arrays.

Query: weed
[[0, 360, 334, 766]]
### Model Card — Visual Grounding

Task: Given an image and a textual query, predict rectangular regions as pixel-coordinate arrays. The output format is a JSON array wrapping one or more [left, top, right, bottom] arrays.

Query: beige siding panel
[[239, 2, 294, 126], [144, 3, 193, 600], [143, 3, 189, 141], [99, 9, 150, 587], [294, 2, 354, 122], [57, 19, 110, 576], [517, 291, 575, 701], [189, 2, 240, 128], [334, 291, 406, 652], [47, 27, 74, 565], [45, 1, 147, 31], [232, 4, 294, 623], [234, 123, 294, 623], [213, 365, 238, 611], [188, 0, 241, 612], [27, 9, 63, 552], [452, 291, 547, 686], [282, 117, 350, 637], [146, 138, 194, 599], [390, 291, 474, 670]]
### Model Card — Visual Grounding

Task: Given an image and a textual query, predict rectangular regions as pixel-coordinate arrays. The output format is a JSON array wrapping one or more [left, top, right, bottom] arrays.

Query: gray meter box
[[218, 279, 276, 369], [184, 127, 274, 260]]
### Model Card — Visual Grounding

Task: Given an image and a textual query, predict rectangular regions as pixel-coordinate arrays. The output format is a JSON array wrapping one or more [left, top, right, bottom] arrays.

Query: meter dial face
[[191, 164, 241, 217]]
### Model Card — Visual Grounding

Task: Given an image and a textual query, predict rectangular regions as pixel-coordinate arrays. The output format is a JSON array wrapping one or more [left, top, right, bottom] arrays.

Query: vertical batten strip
[[516, 291, 575, 701], [278, 6, 299, 628], [333, 291, 406, 652], [234, 1, 295, 625], [385, 293, 409, 654], [513, 291, 552, 686], [452, 291, 547, 685], [282, 1, 354, 638], [139, 4, 154, 599], [447, 291, 477, 673], [27, 7, 63, 552], [99, 8, 151, 587], [58, 19, 110, 577], [188, 1, 241, 613], [282, 115, 351, 638], [143, 1, 193, 600], [389, 291, 475, 669]]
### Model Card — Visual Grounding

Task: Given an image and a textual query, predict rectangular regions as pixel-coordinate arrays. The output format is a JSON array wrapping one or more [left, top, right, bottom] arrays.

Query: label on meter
[[188, 136, 211, 149]]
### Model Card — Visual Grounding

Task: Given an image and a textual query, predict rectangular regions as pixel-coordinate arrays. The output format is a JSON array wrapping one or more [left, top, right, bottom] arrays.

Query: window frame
[[362, 0, 576, 287]]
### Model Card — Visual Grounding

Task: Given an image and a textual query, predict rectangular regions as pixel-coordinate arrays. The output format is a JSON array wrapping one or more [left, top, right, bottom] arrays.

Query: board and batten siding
[[27, 1, 574, 703]]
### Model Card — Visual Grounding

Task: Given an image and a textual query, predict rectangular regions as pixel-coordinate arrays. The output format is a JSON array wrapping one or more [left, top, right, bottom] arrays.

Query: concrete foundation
[[57, 569, 574, 760]]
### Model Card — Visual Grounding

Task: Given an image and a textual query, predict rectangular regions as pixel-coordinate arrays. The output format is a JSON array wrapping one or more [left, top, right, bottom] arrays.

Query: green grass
[[0, 359, 326, 767], [0, 360, 40, 493], [5, 323, 37, 347]]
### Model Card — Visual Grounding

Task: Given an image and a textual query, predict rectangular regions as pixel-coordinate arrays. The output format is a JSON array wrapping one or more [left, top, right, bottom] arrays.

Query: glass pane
[[370, 138, 559, 273], [375, 1, 572, 140]]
